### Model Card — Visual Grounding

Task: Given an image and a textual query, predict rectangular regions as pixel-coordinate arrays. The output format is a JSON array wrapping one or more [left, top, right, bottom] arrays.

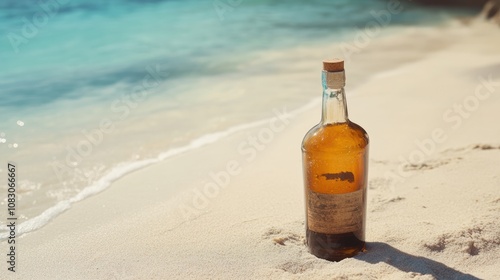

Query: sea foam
[[0, 98, 321, 240]]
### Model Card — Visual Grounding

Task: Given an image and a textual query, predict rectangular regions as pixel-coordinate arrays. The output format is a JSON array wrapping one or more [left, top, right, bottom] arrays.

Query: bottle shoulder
[[302, 120, 369, 152]]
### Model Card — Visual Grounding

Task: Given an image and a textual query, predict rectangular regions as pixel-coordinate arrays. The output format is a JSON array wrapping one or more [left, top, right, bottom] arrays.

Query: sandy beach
[[4, 15, 500, 280]]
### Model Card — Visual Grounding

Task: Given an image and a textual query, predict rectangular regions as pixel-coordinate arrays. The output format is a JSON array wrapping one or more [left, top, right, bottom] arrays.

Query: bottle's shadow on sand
[[356, 242, 481, 280]]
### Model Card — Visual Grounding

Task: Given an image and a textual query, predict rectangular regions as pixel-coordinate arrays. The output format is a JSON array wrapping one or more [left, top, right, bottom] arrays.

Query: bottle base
[[306, 230, 365, 262]]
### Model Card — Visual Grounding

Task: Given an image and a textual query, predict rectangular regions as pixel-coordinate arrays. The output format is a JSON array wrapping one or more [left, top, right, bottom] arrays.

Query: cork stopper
[[323, 59, 344, 72]]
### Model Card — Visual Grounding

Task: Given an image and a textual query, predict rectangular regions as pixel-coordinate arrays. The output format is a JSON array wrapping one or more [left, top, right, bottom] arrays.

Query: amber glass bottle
[[302, 59, 369, 261]]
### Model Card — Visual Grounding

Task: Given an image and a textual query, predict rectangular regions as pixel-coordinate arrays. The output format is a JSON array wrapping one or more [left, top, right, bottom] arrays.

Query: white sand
[[4, 20, 500, 279]]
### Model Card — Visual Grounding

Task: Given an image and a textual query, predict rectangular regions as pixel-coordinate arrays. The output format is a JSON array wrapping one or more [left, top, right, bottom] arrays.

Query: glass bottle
[[302, 59, 369, 261]]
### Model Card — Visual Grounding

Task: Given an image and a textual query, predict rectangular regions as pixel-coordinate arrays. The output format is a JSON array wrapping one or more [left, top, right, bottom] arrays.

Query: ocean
[[0, 0, 478, 238]]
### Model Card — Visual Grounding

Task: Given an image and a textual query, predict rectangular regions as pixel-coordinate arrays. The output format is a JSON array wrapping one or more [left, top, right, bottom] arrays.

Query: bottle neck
[[321, 70, 348, 125]]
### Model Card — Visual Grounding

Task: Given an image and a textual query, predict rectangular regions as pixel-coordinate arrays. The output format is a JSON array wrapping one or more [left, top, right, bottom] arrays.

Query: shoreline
[[2, 18, 474, 239], [3, 18, 500, 279]]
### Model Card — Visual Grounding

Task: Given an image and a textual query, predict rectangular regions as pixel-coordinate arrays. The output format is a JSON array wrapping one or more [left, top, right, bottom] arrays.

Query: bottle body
[[302, 60, 369, 261], [302, 122, 368, 261]]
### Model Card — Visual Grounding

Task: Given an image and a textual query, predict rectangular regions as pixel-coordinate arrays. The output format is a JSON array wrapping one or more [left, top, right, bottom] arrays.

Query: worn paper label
[[307, 189, 363, 234]]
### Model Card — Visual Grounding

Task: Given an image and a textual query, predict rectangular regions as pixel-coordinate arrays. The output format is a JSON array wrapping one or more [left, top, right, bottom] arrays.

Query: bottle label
[[306, 189, 364, 234]]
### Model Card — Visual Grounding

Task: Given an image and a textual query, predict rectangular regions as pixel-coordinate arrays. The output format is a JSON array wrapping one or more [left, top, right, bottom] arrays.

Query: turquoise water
[[0, 0, 478, 237]]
